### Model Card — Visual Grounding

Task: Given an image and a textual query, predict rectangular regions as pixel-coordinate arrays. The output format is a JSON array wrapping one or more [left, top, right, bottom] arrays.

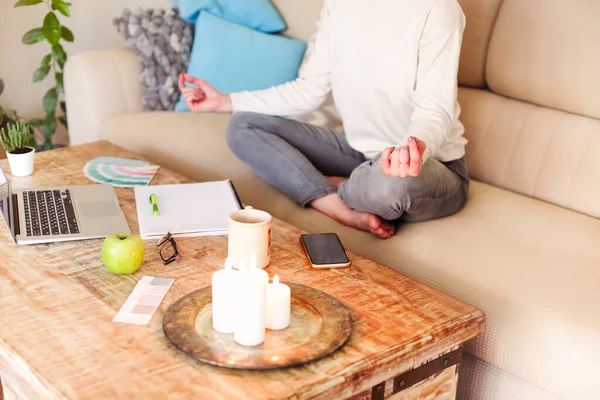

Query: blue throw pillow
[[175, 12, 306, 112], [171, 0, 286, 33]]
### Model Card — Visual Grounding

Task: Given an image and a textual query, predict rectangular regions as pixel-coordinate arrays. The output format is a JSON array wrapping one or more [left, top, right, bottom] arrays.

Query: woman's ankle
[[325, 176, 348, 189]]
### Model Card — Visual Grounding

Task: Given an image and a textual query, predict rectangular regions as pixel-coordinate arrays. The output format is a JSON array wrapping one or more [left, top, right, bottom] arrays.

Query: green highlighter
[[149, 193, 159, 216]]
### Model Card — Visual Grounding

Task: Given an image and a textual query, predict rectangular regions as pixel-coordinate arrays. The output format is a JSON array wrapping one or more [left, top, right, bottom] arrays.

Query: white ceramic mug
[[228, 206, 272, 269]]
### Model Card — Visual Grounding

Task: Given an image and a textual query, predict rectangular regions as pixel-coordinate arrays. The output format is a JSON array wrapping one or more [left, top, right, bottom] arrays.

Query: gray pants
[[226, 112, 469, 222]]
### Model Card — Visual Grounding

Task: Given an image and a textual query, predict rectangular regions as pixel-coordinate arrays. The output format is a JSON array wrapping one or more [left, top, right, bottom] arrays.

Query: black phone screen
[[301, 233, 349, 265]]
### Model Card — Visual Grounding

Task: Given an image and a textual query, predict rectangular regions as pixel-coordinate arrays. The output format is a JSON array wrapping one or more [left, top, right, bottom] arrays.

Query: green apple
[[102, 233, 146, 275]]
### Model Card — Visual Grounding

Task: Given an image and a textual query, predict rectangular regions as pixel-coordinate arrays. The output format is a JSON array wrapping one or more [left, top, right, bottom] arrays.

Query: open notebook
[[134, 180, 242, 239]]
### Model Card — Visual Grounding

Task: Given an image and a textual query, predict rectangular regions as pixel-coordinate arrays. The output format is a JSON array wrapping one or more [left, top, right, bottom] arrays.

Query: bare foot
[[310, 194, 396, 239], [350, 212, 396, 239], [325, 176, 348, 189]]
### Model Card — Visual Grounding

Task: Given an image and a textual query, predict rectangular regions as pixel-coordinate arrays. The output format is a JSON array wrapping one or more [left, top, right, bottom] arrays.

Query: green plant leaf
[[0, 121, 32, 153], [55, 72, 64, 89], [58, 115, 68, 129], [57, 57, 65, 69], [59, 101, 66, 113], [41, 54, 52, 66], [28, 118, 43, 126], [61, 26, 74, 42], [33, 65, 51, 82], [51, 44, 66, 64], [42, 12, 61, 45], [22, 28, 45, 45], [43, 88, 58, 114], [51, 0, 70, 17], [14, 0, 43, 7], [42, 118, 57, 136]]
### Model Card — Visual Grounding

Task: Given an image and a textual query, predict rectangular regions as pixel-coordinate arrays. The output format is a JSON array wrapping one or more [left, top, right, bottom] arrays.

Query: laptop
[[0, 165, 130, 245]]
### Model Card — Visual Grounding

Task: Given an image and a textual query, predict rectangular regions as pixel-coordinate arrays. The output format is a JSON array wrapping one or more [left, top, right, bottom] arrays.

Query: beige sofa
[[64, 0, 600, 398]]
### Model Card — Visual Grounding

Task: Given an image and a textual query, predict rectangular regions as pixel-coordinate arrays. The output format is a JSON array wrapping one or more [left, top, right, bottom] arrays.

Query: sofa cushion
[[113, 8, 194, 111], [100, 110, 600, 399], [456, 0, 503, 88], [459, 87, 600, 218], [175, 12, 306, 111], [172, 0, 286, 33], [487, 0, 600, 120]]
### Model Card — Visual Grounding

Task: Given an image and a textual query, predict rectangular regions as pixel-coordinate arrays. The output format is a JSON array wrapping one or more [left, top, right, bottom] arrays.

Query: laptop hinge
[[11, 193, 20, 237]]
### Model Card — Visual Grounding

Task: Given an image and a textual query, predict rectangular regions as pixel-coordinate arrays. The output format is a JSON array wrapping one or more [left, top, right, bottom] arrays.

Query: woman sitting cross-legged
[[178, 0, 470, 239]]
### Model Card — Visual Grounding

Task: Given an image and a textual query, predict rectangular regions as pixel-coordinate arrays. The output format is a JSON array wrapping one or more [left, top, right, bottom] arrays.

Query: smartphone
[[300, 233, 351, 269]]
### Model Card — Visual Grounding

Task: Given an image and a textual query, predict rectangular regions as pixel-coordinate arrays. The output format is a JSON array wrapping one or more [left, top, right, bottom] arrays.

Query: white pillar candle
[[249, 253, 269, 284], [212, 258, 239, 333], [234, 254, 269, 346], [266, 275, 291, 330]]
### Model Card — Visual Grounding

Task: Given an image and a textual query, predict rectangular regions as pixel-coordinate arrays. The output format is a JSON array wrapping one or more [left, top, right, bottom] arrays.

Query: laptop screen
[[0, 165, 16, 240]]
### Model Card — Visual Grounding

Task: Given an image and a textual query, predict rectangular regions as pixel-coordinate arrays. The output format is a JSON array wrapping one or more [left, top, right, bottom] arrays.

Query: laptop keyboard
[[23, 189, 79, 237]]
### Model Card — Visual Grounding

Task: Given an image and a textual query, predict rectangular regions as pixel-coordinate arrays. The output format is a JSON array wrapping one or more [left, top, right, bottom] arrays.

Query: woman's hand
[[178, 73, 233, 113], [380, 136, 427, 178]]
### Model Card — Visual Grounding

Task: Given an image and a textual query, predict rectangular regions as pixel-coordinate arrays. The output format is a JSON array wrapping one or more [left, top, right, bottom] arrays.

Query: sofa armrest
[[64, 48, 143, 146]]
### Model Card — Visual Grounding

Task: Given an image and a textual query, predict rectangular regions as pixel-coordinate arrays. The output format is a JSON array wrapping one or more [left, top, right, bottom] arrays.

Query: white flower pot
[[6, 147, 35, 177]]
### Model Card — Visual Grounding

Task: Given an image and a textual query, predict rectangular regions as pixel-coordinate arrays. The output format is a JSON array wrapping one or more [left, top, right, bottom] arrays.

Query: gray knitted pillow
[[114, 8, 194, 111]]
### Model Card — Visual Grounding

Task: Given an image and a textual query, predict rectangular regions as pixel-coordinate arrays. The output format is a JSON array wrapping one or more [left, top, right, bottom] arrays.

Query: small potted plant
[[1, 121, 35, 177]]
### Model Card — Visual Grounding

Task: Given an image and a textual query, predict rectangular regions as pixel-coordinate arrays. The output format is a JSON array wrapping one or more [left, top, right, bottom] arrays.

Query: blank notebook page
[[134, 180, 241, 239]]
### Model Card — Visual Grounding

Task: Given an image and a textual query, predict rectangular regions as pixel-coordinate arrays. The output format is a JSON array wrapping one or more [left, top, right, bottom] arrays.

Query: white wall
[[0, 0, 170, 145]]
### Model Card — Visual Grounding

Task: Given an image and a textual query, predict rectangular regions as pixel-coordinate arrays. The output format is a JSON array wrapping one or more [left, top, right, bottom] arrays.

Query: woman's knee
[[226, 112, 257, 153], [339, 165, 426, 220], [338, 167, 397, 218]]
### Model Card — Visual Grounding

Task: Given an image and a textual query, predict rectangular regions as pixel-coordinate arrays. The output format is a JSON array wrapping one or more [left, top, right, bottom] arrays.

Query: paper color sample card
[[113, 276, 175, 325], [84, 157, 160, 187]]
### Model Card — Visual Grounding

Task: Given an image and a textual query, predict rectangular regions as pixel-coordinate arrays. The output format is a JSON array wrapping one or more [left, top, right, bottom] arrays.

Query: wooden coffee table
[[0, 141, 484, 399]]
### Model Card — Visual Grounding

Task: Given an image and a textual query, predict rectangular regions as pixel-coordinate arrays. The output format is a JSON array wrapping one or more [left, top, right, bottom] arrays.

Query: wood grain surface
[[389, 366, 458, 400], [0, 141, 485, 399], [349, 365, 458, 400]]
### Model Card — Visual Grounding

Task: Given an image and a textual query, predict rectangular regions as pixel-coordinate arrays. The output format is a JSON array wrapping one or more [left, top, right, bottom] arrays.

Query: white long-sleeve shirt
[[231, 0, 467, 162]]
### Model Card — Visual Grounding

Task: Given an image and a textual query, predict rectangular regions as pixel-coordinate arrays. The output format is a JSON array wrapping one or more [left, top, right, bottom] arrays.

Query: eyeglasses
[[157, 232, 181, 265]]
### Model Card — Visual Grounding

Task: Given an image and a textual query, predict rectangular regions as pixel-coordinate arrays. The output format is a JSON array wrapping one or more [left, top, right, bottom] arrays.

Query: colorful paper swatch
[[113, 276, 175, 325], [84, 157, 160, 187]]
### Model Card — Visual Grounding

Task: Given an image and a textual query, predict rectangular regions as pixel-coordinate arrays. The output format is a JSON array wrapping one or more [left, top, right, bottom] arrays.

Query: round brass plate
[[163, 283, 352, 370]]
